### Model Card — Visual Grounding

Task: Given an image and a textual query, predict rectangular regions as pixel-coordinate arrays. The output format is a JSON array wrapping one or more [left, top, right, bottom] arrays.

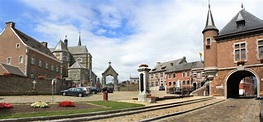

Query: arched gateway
[[102, 61, 119, 91], [225, 68, 260, 98]]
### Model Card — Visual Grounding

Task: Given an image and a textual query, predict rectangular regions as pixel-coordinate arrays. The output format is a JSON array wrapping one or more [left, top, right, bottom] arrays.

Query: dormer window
[[16, 43, 20, 48]]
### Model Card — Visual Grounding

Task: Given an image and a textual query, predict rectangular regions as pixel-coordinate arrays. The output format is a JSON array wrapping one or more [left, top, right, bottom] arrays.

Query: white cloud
[[15, 0, 263, 82]]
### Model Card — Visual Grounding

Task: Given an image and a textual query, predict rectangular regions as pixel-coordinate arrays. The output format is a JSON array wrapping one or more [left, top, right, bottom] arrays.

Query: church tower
[[52, 36, 70, 78], [202, 3, 218, 80]]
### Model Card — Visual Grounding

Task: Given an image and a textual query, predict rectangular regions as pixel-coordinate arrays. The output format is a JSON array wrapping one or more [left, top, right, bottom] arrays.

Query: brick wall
[[0, 75, 66, 95]]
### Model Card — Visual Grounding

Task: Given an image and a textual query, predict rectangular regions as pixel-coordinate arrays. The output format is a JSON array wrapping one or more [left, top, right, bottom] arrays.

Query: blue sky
[[1, 0, 263, 82]]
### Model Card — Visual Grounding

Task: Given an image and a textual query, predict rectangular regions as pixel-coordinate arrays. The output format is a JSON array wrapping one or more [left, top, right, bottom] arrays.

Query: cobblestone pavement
[[89, 98, 223, 122], [161, 98, 260, 122]]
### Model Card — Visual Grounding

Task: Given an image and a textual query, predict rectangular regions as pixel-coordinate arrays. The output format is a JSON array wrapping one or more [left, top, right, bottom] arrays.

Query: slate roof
[[0, 63, 25, 76], [53, 40, 69, 52], [166, 61, 204, 73], [68, 46, 89, 54], [69, 61, 86, 69], [13, 28, 55, 58], [216, 9, 263, 39], [202, 5, 218, 33], [150, 57, 187, 73]]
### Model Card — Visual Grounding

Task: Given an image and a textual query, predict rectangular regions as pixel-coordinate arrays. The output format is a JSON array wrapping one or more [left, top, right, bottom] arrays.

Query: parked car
[[88, 86, 98, 94], [159, 85, 165, 91], [102, 87, 114, 93], [61, 87, 87, 97]]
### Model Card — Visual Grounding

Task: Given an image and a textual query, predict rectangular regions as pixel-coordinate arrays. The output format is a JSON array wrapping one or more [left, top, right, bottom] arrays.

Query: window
[[76, 57, 82, 62], [155, 81, 158, 86], [39, 60, 42, 67], [56, 66, 59, 72], [234, 42, 246, 61], [197, 73, 201, 78], [258, 40, 263, 59], [19, 56, 23, 64], [187, 80, 190, 85], [45, 62, 48, 69], [51, 65, 54, 71], [182, 81, 185, 85], [173, 73, 176, 78], [16, 43, 20, 48], [206, 38, 211, 46], [7, 57, 11, 64], [31, 56, 35, 64], [173, 82, 176, 85], [160, 73, 163, 77], [169, 82, 171, 86]]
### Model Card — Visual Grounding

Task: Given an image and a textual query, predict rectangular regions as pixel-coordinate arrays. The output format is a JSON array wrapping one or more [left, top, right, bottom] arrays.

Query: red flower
[[59, 100, 75, 107], [3, 72, 11, 76], [0, 102, 14, 109], [38, 75, 45, 79]]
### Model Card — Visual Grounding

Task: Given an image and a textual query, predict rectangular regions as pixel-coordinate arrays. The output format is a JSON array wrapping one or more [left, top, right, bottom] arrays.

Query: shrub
[[31, 101, 48, 108], [0, 102, 14, 109], [59, 100, 75, 107]]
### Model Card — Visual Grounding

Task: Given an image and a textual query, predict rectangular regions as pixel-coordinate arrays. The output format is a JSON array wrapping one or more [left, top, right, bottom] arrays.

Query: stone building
[[202, 4, 263, 98], [149, 57, 187, 90], [0, 22, 61, 79], [50, 35, 96, 87]]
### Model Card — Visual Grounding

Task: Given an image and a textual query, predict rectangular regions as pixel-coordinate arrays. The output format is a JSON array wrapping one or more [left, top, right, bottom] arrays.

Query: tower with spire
[[202, 2, 219, 80]]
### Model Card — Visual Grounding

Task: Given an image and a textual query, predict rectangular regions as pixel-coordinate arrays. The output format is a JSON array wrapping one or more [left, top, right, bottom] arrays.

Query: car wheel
[[62, 92, 66, 96], [78, 94, 83, 97]]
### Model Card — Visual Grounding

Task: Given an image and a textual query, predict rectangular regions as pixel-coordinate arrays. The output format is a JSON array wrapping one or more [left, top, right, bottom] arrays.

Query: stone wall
[[0, 75, 66, 95]]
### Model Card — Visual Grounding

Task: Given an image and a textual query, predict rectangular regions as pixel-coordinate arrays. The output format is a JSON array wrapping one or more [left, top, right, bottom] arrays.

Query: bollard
[[103, 92, 108, 101]]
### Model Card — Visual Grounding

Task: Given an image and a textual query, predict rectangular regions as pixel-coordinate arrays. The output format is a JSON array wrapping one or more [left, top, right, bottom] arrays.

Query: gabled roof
[[150, 57, 187, 73], [69, 61, 86, 69], [166, 61, 204, 73], [217, 9, 263, 39], [191, 61, 204, 69], [0, 63, 25, 76], [102, 64, 118, 76], [68, 46, 89, 54], [53, 40, 69, 52], [13, 28, 55, 58], [166, 62, 194, 73]]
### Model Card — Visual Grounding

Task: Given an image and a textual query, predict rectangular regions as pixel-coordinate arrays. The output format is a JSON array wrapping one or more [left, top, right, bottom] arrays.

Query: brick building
[[149, 57, 187, 90], [0, 21, 97, 88], [202, 4, 263, 98], [165, 61, 204, 93], [0, 22, 61, 79]]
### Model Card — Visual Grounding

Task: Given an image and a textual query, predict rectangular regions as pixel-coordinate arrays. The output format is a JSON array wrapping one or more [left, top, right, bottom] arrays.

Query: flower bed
[[59, 100, 75, 107], [0, 102, 14, 109], [31, 101, 48, 108]]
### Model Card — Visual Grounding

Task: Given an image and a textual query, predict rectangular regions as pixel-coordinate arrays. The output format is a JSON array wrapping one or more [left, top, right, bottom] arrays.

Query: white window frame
[[31, 56, 35, 65], [19, 56, 23, 64], [6, 57, 11, 64], [234, 42, 247, 62], [16, 43, 20, 48], [39, 59, 42, 67], [257, 39, 263, 59], [45, 62, 48, 69], [205, 37, 211, 46]]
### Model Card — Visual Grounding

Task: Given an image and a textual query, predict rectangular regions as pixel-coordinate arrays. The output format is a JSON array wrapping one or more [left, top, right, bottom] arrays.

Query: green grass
[[0, 101, 144, 119]]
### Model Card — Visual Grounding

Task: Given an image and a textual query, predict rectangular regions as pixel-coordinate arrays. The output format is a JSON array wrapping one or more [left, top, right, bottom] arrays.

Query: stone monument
[[137, 64, 151, 102]]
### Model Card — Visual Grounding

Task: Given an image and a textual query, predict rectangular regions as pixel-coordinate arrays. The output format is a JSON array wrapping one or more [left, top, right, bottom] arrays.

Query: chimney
[[41, 42, 48, 47], [6, 21, 15, 28], [64, 35, 68, 48]]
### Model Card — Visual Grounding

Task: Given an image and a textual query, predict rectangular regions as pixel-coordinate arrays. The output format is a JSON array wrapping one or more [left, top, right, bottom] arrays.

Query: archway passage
[[226, 70, 256, 98], [102, 62, 119, 91]]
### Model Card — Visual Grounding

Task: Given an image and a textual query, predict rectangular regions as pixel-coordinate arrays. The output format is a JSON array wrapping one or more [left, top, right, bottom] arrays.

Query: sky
[[0, 0, 263, 82]]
